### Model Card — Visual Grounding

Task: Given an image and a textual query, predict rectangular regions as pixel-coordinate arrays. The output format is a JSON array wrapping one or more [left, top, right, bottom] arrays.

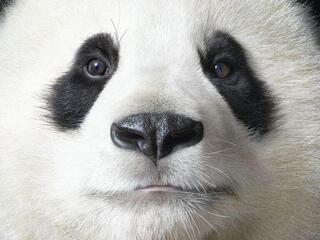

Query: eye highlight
[[86, 59, 109, 77], [213, 62, 232, 79]]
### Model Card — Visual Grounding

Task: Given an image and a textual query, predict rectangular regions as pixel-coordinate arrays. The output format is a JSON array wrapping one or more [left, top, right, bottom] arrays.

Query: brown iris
[[213, 62, 232, 79]]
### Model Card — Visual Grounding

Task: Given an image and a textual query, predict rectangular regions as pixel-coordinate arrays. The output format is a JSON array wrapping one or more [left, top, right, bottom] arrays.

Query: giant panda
[[0, 0, 319, 239]]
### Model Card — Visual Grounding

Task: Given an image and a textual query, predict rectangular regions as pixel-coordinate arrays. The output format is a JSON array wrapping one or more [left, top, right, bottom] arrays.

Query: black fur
[[199, 32, 277, 136], [47, 33, 119, 130], [0, 0, 14, 15]]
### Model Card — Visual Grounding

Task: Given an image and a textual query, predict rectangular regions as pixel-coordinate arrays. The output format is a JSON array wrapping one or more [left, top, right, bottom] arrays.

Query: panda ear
[[0, 0, 14, 15]]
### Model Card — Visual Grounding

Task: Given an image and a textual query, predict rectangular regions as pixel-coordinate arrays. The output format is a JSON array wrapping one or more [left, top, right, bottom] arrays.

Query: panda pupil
[[88, 60, 107, 76], [214, 63, 229, 78]]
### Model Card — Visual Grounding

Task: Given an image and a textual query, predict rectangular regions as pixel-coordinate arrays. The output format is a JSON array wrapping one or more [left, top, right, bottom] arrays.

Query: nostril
[[111, 124, 146, 149], [117, 127, 145, 142], [170, 127, 199, 145], [159, 122, 203, 159]]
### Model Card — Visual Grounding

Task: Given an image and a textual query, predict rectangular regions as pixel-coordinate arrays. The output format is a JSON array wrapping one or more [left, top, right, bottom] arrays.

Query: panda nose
[[111, 113, 203, 162]]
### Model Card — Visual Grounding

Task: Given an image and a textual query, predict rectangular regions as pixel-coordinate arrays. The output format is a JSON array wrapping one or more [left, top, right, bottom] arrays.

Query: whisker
[[197, 205, 230, 219], [110, 18, 120, 44], [180, 210, 194, 240], [184, 201, 202, 240], [188, 204, 220, 239], [198, 162, 234, 185], [213, 138, 237, 147]]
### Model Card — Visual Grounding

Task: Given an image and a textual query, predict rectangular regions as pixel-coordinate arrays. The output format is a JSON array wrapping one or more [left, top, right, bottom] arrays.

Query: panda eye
[[213, 62, 232, 79], [86, 59, 109, 77]]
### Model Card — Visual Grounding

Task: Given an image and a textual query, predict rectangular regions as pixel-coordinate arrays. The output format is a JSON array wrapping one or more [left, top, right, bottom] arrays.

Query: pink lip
[[137, 185, 184, 192]]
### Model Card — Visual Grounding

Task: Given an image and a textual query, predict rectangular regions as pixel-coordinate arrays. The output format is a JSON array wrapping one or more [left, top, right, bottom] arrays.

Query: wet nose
[[111, 113, 203, 162]]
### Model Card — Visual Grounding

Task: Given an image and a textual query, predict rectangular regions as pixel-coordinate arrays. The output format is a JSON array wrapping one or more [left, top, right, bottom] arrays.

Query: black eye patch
[[199, 32, 278, 136], [46, 33, 119, 130]]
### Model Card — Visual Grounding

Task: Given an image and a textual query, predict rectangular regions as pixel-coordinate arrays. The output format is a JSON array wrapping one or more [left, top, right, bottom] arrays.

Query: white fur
[[0, 0, 319, 239]]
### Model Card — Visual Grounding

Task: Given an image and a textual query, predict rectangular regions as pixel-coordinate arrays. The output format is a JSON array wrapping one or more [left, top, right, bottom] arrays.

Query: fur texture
[[0, 0, 319, 239]]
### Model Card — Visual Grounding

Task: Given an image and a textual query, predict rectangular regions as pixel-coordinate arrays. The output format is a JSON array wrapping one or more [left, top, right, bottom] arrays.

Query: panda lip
[[135, 184, 233, 195], [136, 185, 184, 193], [87, 185, 234, 201]]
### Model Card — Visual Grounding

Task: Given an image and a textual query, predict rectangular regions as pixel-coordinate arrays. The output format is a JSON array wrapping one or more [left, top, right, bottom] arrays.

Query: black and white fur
[[0, 0, 319, 239]]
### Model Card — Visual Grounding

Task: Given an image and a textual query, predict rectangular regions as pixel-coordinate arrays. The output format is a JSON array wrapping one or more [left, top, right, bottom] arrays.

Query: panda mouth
[[86, 184, 235, 201], [135, 184, 186, 193], [135, 184, 234, 195]]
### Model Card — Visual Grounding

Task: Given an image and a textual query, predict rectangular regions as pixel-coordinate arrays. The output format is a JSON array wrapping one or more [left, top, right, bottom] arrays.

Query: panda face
[[41, 3, 277, 237], [0, 0, 319, 239]]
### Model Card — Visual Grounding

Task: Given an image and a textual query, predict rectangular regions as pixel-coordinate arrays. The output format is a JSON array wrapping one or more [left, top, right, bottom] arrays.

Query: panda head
[[0, 0, 319, 239]]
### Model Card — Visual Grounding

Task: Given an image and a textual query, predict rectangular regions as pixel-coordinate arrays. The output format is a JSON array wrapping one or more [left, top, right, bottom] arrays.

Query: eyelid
[[84, 51, 110, 66], [212, 54, 235, 65], [83, 65, 109, 82]]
